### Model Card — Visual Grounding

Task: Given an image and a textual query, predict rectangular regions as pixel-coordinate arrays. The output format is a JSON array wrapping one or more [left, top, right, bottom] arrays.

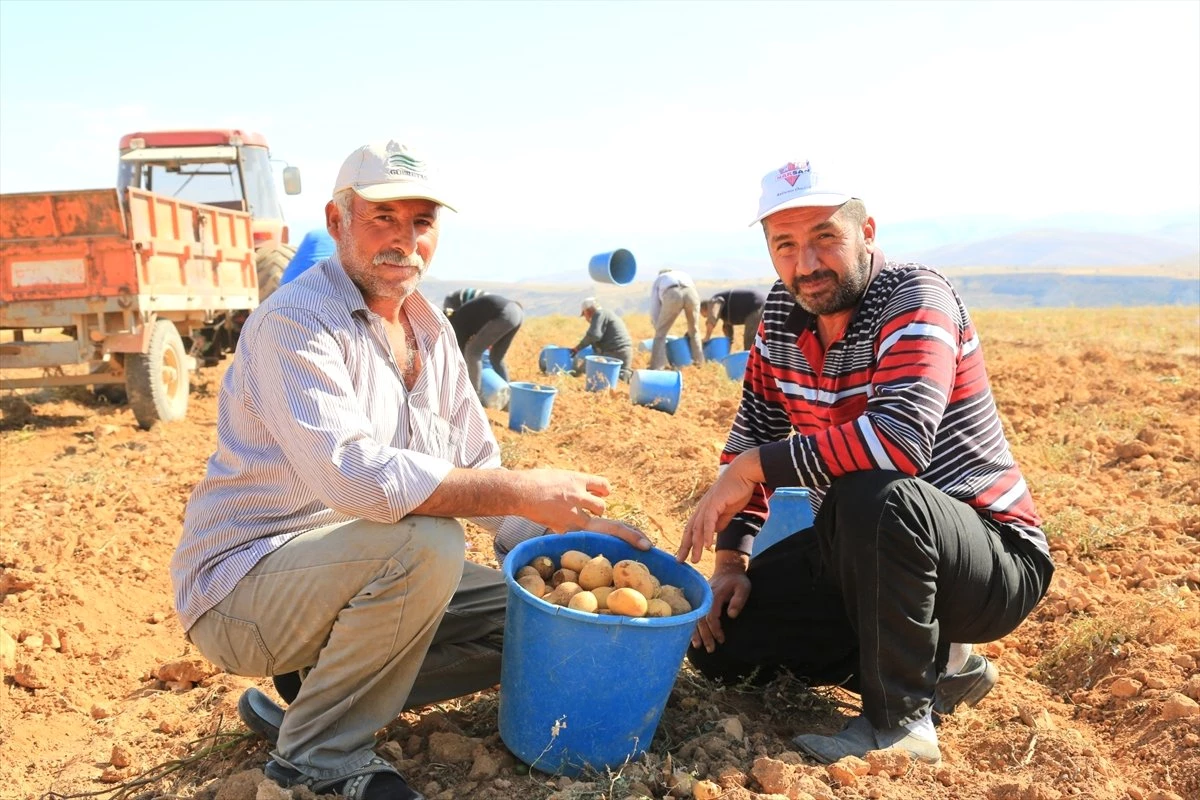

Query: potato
[[546, 581, 583, 606], [517, 574, 545, 597], [530, 556, 555, 581], [607, 587, 649, 617], [657, 585, 692, 615], [516, 565, 540, 580], [568, 590, 599, 613], [591, 585, 614, 609], [648, 574, 662, 599], [551, 568, 578, 588], [613, 560, 656, 599], [560, 550, 591, 572], [645, 598, 673, 618], [578, 555, 614, 590]]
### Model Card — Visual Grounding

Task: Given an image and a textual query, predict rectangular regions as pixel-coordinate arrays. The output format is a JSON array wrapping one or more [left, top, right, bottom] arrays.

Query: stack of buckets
[[499, 532, 713, 776]]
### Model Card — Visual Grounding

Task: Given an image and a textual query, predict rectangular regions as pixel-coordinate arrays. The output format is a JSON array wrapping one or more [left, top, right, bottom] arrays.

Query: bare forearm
[[411, 468, 532, 519]]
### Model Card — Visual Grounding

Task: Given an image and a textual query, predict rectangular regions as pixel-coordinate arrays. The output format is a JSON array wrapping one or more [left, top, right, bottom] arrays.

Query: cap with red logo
[[751, 159, 854, 225]]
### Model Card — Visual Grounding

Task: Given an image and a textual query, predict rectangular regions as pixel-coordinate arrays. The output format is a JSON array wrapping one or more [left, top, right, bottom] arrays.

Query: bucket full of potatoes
[[497, 532, 713, 777]]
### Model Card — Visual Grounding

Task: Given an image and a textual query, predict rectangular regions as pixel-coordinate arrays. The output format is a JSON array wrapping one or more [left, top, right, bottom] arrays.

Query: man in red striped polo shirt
[[676, 159, 1054, 764]]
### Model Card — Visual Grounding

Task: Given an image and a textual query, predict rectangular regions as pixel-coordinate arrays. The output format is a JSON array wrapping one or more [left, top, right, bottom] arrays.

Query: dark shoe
[[934, 654, 998, 715], [265, 755, 425, 800], [793, 715, 941, 765], [237, 687, 285, 746]]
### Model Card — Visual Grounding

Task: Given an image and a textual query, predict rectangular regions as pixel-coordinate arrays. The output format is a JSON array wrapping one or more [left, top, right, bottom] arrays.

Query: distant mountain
[[913, 229, 1199, 268]]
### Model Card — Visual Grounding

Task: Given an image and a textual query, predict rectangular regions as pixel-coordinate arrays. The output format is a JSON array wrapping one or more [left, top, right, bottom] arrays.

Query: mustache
[[372, 250, 426, 269], [792, 270, 836, 288]]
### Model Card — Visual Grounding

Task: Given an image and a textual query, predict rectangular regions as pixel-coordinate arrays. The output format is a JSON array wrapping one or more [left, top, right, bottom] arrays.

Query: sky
[[1, 0, 1197, 281]]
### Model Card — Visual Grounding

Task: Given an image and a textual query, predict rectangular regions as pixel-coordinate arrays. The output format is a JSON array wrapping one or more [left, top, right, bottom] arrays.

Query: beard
[[789, 246, 872, 316], [337, 227, 427, 302]]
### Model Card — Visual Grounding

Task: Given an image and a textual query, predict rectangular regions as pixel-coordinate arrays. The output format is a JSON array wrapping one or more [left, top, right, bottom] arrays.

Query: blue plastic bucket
[[587, 249, 637, 285], [629, 369, 682, 414], [702, 337, 731, 362], [665, 335, 693, 368], [638, 337, 654, 353], [584, 355, 622, 391], [751, 488, 815, 558], [499, 532, 713, 777], [508, 382, 557, 432], [538, 345, 574, 375], [480, 367, 510, 410], [722, 350, 751, 381], [571, 344, 595, 374]]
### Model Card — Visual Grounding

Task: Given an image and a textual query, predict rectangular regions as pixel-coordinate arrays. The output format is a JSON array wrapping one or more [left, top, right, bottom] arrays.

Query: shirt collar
[[321, 253, 446, 348], [783, 248, 887, 335]]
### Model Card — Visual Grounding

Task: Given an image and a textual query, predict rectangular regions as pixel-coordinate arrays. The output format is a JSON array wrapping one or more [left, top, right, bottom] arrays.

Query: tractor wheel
[[256, 243, 297, 302], [125, 320, 189, 429]]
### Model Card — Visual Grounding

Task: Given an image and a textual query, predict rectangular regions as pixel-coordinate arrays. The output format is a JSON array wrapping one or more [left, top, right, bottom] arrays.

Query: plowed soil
[[2, 306, 1198, 800]]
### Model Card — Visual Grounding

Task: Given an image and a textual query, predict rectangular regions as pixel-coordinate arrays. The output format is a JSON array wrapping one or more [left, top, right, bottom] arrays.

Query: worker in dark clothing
[[444, 291, 523, 400], [570, 297, 634, 381], [701, 288, 767, 351]]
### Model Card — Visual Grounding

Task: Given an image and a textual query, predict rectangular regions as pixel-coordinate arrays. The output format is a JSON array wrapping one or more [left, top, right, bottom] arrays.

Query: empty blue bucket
[[588, 249, 637, 285], [499, 532, 713, 777], [508, 382, 557, 432], [480, 367, 510, 410], [629, 369, 682, 414], [702, 337, 731, 362], [584, 355, 622, 391], [539, 345, 574, 375], [722, 350, 751, 380], [751, 488, 815, 559], [665, 335, 693, 368]]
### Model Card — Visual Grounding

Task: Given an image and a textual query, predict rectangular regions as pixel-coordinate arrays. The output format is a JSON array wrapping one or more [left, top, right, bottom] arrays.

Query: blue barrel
[[638, 337, 654, 353], [508, 382, 557, 432], [584, 355, 622, 391], [702, 337, 731, 362], [722, 350, 751, 381], [499, 532, 713, 777], [629, 369, 682, 414], [280, 229, 336, 285], [665, 336, 693, 368], [588, 249, 637, 285], [480, 367, 510, 410], [538, 345, 573, 375], [751, 488, 815, 558]]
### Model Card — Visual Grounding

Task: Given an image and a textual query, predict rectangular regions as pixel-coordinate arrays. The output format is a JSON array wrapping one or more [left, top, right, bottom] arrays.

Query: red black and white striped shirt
[[717, 252, 1050, 564]]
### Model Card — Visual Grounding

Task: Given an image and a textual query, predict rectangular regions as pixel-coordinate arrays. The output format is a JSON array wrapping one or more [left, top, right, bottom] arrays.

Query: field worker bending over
[[173, 139, 650, 800], [571, 297, 634, 381], [443, 288, 523, 399], [648, 267, 704, 369], [701, 288, 766, 351], [677, 158, 1054, 765]]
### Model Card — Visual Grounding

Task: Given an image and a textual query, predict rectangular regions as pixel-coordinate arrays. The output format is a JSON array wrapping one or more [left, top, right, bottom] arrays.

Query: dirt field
[[2, 306, 1198, 800]]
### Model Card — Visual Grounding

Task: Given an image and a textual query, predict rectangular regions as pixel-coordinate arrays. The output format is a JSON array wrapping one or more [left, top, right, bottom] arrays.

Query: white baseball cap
[[333, 140, 457, 210], [580, 297, 599, 316], [751, 159, 854, 224]]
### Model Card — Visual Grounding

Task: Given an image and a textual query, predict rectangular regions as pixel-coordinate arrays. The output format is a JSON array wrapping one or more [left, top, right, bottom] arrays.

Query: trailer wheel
[[256, 243, 297, 303], [126, 320, 189, 429]]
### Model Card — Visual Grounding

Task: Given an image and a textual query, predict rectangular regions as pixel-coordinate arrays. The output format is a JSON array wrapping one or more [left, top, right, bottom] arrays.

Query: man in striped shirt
[[173, 140, 649, 800], [677, 159, 1054, 764]]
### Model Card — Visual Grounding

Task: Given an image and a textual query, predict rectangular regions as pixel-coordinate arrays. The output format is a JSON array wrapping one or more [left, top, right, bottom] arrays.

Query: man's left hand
[[578, 514, 652, 551]]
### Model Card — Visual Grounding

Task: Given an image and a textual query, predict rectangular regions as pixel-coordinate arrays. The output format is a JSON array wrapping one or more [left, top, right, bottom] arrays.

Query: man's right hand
[[516, 468, 610, 533], [692, 550, 751, 653]]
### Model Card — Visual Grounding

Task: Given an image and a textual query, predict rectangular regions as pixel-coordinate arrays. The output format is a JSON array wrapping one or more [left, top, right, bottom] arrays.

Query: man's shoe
[[265, 756, 425, 800], [237, 687, 285, 746], [793, 716, 942, 765], [934, 654, 998, 715]]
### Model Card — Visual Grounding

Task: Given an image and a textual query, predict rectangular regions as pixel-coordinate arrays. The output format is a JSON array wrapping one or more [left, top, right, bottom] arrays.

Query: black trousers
[[687, 471, 1053, 729]]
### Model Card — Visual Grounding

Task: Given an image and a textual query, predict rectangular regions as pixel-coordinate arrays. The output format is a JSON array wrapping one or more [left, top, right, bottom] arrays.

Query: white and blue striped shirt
[[172, 255, 542, 630]]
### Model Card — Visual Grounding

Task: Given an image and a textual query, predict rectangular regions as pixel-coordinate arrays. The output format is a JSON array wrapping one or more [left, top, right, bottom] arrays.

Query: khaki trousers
[[650, 284, 704, 369], [188, 516, 506, 780]]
